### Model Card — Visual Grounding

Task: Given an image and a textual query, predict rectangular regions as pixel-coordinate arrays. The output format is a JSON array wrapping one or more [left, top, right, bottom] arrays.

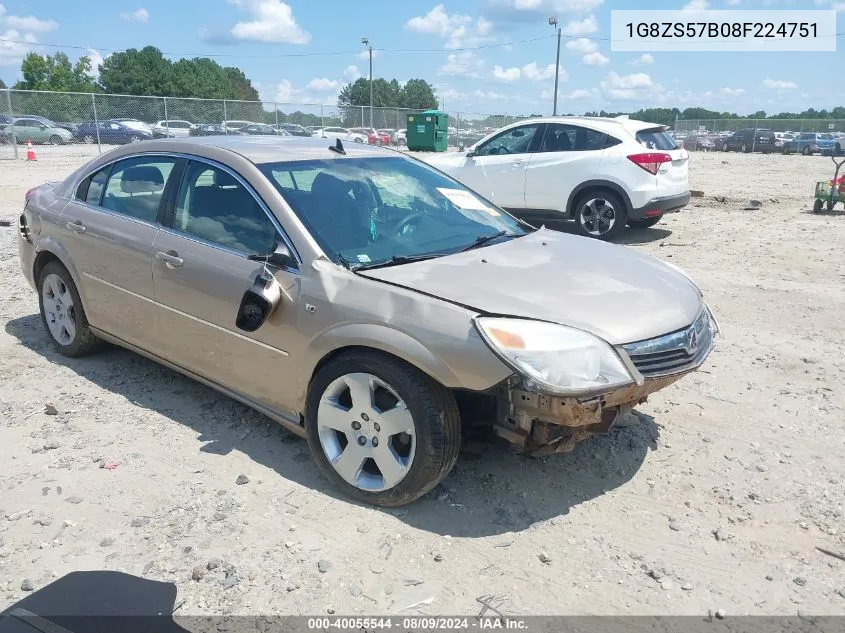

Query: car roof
[[102, 135, 397, 164], [501, 115, 666, 133]]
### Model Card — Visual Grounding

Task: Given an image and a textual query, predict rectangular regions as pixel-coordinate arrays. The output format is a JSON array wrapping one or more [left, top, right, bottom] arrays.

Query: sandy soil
[[1, 146, 844, 617]]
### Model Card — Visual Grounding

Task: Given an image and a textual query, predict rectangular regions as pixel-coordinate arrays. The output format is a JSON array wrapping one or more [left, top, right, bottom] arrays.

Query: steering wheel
[[490, 145, 511, 155], [393, 212, 427, 236]]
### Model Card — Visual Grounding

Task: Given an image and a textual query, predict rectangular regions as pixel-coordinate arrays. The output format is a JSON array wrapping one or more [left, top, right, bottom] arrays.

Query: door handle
[[155, 250, 184, 269], [65, 220, 86, 233]]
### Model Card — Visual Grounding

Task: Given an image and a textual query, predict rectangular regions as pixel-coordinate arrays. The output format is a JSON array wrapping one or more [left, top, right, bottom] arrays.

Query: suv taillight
[[627, 152, 672, 175]]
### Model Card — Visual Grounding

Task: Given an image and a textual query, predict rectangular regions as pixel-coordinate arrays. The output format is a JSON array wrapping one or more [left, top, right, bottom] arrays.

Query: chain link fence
[[675, 118, 845, 134], [0, 88, 533, 158]]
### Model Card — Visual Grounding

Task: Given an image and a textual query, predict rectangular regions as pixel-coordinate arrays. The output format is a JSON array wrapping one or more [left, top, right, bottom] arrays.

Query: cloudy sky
[[0, 0, 842, 116]]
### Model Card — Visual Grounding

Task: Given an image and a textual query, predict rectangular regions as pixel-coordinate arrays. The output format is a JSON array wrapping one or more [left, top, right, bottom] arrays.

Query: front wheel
[[82, 135, 95, 144], [38, 261, 104, 357], [49, 135, 64, 146], [741, 143, 749, 153], [575, 190, 627, 241], [802, 146, 811, 156], [305, 351, 461, 507], [129, 135, 141, 143], [722, 143, 729, 152], [628, 214, 663, 229]]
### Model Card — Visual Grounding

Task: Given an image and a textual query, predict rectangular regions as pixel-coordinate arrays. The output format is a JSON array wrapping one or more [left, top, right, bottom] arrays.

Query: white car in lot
[[424, 116, 690, 240], [312, 127, 367, 143], [151, 120, 194, 138]]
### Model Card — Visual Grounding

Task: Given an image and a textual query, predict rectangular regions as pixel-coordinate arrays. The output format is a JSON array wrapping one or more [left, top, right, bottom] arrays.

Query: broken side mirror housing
[[235, 271, 283, 332]]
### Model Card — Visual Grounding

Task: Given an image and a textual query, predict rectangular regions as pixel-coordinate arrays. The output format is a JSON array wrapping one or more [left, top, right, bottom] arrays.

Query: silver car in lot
[[17, 136, 717, 506]]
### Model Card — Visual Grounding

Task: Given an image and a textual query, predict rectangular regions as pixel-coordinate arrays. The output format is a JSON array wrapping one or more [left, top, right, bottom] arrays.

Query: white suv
[[424, 116, 690, 240]]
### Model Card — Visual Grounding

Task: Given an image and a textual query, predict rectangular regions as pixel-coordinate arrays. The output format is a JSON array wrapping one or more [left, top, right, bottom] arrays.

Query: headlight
[[475, 317, 634, 396]]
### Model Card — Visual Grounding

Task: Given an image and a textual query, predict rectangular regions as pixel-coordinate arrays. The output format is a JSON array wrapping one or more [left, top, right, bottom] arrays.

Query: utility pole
[[549, 17, 561, 116], [362, 37, 373, 128]]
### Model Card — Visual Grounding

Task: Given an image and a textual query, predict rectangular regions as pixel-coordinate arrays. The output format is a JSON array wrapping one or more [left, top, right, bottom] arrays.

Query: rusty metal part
[[493, 374, 684, 455]]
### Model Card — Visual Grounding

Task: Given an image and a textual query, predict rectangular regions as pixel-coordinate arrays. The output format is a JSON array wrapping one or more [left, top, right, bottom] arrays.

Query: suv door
[[525, 123, 615, 215], [59, 155, 180, 351], [14, 119, 45, 143], [453, 123, 543, 209], [152, 159, 303, 417]]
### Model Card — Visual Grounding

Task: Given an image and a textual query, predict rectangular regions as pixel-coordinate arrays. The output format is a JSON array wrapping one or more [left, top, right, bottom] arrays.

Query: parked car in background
[[0, 113, 12, 130], [152, 120, 194, 138], [424, 116, 690, 240], [277, 123, 312, 137], [18, 135, 716, 506], [239, 123, 289, 136], [111, 118, 154, 135], [223, 120, 254, 133], [773, 132, 793, 149], [377, 129, 395, 143], [76, 120, 153, 145], [4, 117, 74, 145], [190, 124, 226, 137], [393, 129, 407, 146], [720, 128, 776, 153], [312, 127, 367, 143], [783, 132, 837, 155], [367, 128, 392, 146]]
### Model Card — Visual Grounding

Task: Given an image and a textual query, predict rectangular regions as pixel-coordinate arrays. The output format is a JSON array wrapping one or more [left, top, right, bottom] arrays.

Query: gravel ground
[[0, 145, 844, 616]]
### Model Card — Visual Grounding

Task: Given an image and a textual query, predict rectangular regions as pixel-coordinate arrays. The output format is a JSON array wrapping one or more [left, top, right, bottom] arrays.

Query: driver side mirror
[[466, 150, 476, 158], [249, 242, 296, 270], [235, 271, 283, 332], [39, 125, 48, 130]]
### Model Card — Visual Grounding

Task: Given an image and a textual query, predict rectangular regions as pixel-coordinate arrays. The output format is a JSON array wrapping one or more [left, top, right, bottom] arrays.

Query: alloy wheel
[[83, 135, 95, 144], [317, 372, 415, 492], [41, 273, 77, 346], [579, 197, 617, 237]]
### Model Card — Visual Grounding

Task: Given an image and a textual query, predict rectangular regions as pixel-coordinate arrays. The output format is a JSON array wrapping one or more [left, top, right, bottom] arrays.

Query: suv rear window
[[636, 128, 679, 150]]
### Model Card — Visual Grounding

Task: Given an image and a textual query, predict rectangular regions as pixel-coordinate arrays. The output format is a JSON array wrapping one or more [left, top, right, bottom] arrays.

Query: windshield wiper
[[459, 231, 520, 252], [352, 253, 443, 271]]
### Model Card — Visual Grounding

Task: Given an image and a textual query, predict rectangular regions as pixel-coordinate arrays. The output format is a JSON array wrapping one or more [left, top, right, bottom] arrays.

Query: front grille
[[622, 308, 715, 378]]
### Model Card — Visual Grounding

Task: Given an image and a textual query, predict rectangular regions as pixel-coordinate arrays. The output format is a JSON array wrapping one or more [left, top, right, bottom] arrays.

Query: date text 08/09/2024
[[306, 617, 528, 630]]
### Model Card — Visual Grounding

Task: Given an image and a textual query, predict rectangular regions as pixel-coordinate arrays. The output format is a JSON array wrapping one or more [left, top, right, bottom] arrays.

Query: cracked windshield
[[260, 157, 526, 268]]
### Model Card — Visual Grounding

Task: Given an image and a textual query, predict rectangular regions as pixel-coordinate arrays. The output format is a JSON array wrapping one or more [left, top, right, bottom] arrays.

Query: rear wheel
[[49, 135, 63, 146], [82, 135, 95, 144], [802, 146, 811, 156], [813, 199, 824, 213], [628, 214, 663, 229], [827, 201, 836, 212], [129, 135, 141, 143], [574, 190, 627, 241], [722, 143, 729, 152], [38, 261, 104, 357], [305, 351, 461, 506], [741, 143, 749, 153]]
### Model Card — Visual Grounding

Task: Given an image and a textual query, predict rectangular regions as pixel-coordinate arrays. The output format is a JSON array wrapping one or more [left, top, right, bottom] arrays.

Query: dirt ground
[[0, 145, 844, 617]]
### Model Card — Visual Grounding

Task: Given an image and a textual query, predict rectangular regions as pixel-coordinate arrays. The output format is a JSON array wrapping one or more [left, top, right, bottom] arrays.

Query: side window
[[101, 157, 176, 223], [475, 125, 540, 157], [173, 161, 278, 255], [75, 167, 110, 205]]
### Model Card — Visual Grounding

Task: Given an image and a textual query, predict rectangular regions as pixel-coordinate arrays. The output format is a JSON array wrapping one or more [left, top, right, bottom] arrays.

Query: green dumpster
[[406, 110, 448, 152]]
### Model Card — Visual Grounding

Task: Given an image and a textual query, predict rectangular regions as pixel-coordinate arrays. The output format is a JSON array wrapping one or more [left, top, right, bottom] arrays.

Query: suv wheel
[[802, 146, 811, 156], [82, 135, 95, 144], [722, 143, 729, 152], [575, 191, 627, 241], [49, 135, 64, 146], [38, 261, 104, 357], [741, 143, 749, 153], [305, 351, 461, 507]]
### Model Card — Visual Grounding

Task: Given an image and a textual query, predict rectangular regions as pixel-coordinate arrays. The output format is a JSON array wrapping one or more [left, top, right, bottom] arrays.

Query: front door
[[457, 123, 542, 209], [58, 155, 180, 352], [152, 159, 303, 416]]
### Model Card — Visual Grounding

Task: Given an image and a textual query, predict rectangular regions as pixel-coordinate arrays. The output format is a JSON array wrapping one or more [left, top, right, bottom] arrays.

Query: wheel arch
[[32, 242, 88, 306], [565, 180, 633, 218]]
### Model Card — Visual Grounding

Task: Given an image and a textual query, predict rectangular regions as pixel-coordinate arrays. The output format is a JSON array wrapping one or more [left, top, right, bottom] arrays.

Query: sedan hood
[[357, 228, 703, 345]]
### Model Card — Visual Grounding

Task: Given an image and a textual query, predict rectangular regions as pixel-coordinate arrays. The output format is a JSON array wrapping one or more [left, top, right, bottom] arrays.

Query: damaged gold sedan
[[18, 135, 716, 507]]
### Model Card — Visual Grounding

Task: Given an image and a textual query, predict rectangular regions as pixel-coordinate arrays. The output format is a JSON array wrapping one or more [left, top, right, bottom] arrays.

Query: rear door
[[635, 127, 689, 198], [58, 155, 181, 352], [151, 158, 303, 415], [525, 123, 611, 214], [14, 119, 45, 143]]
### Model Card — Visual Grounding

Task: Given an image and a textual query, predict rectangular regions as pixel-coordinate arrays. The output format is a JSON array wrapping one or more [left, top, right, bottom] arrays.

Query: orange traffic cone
[[25, 140, 36, 161]]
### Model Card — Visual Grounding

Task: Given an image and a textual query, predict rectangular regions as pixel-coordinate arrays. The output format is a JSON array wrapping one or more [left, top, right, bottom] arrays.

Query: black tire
[[628, 214, 663, 229], [827, 201, 836, 212], [741, 143, 749, 153], [802, 146, 811, 156], [835, 143, 842, 156], [83, 135, 95, 144], [129, 135, 141, 143], [722, 143, 729, 152], [38, 261, 104, 357], [305, 350, 461, 507], [49, 135, 63, 146], [574, 190, 627, 241], [813, 199, 824, 213]]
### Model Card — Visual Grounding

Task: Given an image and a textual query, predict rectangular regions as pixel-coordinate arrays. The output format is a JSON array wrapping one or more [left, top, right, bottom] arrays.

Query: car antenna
[[329, 138, 346, 156]]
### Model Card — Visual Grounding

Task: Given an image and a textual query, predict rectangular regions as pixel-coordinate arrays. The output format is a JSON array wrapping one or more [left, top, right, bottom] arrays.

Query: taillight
[[628, 152, 672, 175], [25, 187, 36, 202]]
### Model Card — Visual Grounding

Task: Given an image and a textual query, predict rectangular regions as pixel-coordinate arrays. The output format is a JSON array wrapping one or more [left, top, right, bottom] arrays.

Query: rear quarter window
[[636, 129, 679, 150]]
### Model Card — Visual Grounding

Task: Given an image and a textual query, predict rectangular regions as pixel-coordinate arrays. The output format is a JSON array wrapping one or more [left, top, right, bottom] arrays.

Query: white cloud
[[762, 79, 797, 89], [600, 71, 663, 100], [306, 78, 339, 91], [562, 15, 598, 36], [630, 53, 654, 65], [264, 79, 336, 105], [439, 51, 485, 77], [473, 89, 515, 101], [357, 48, 379, 60], [565, 37, 597, 53], [493, 62, 563, 82], [228, 0, 310, 44], [562, 88, 593, 99], [0, 28, 38, 67], [5, 14, 58, 32], [85, 48, 108, 78], [493, 65, 522, 82], [437, 86, 468, 103], [719, 87, 745, 96], [493, 0, 605, 15], [682, 0, 709, 9], [582, 51, 609, 66], [343, 65, 361, 80], [405, 5, 493, 49], [119, 8, 149, 23]]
